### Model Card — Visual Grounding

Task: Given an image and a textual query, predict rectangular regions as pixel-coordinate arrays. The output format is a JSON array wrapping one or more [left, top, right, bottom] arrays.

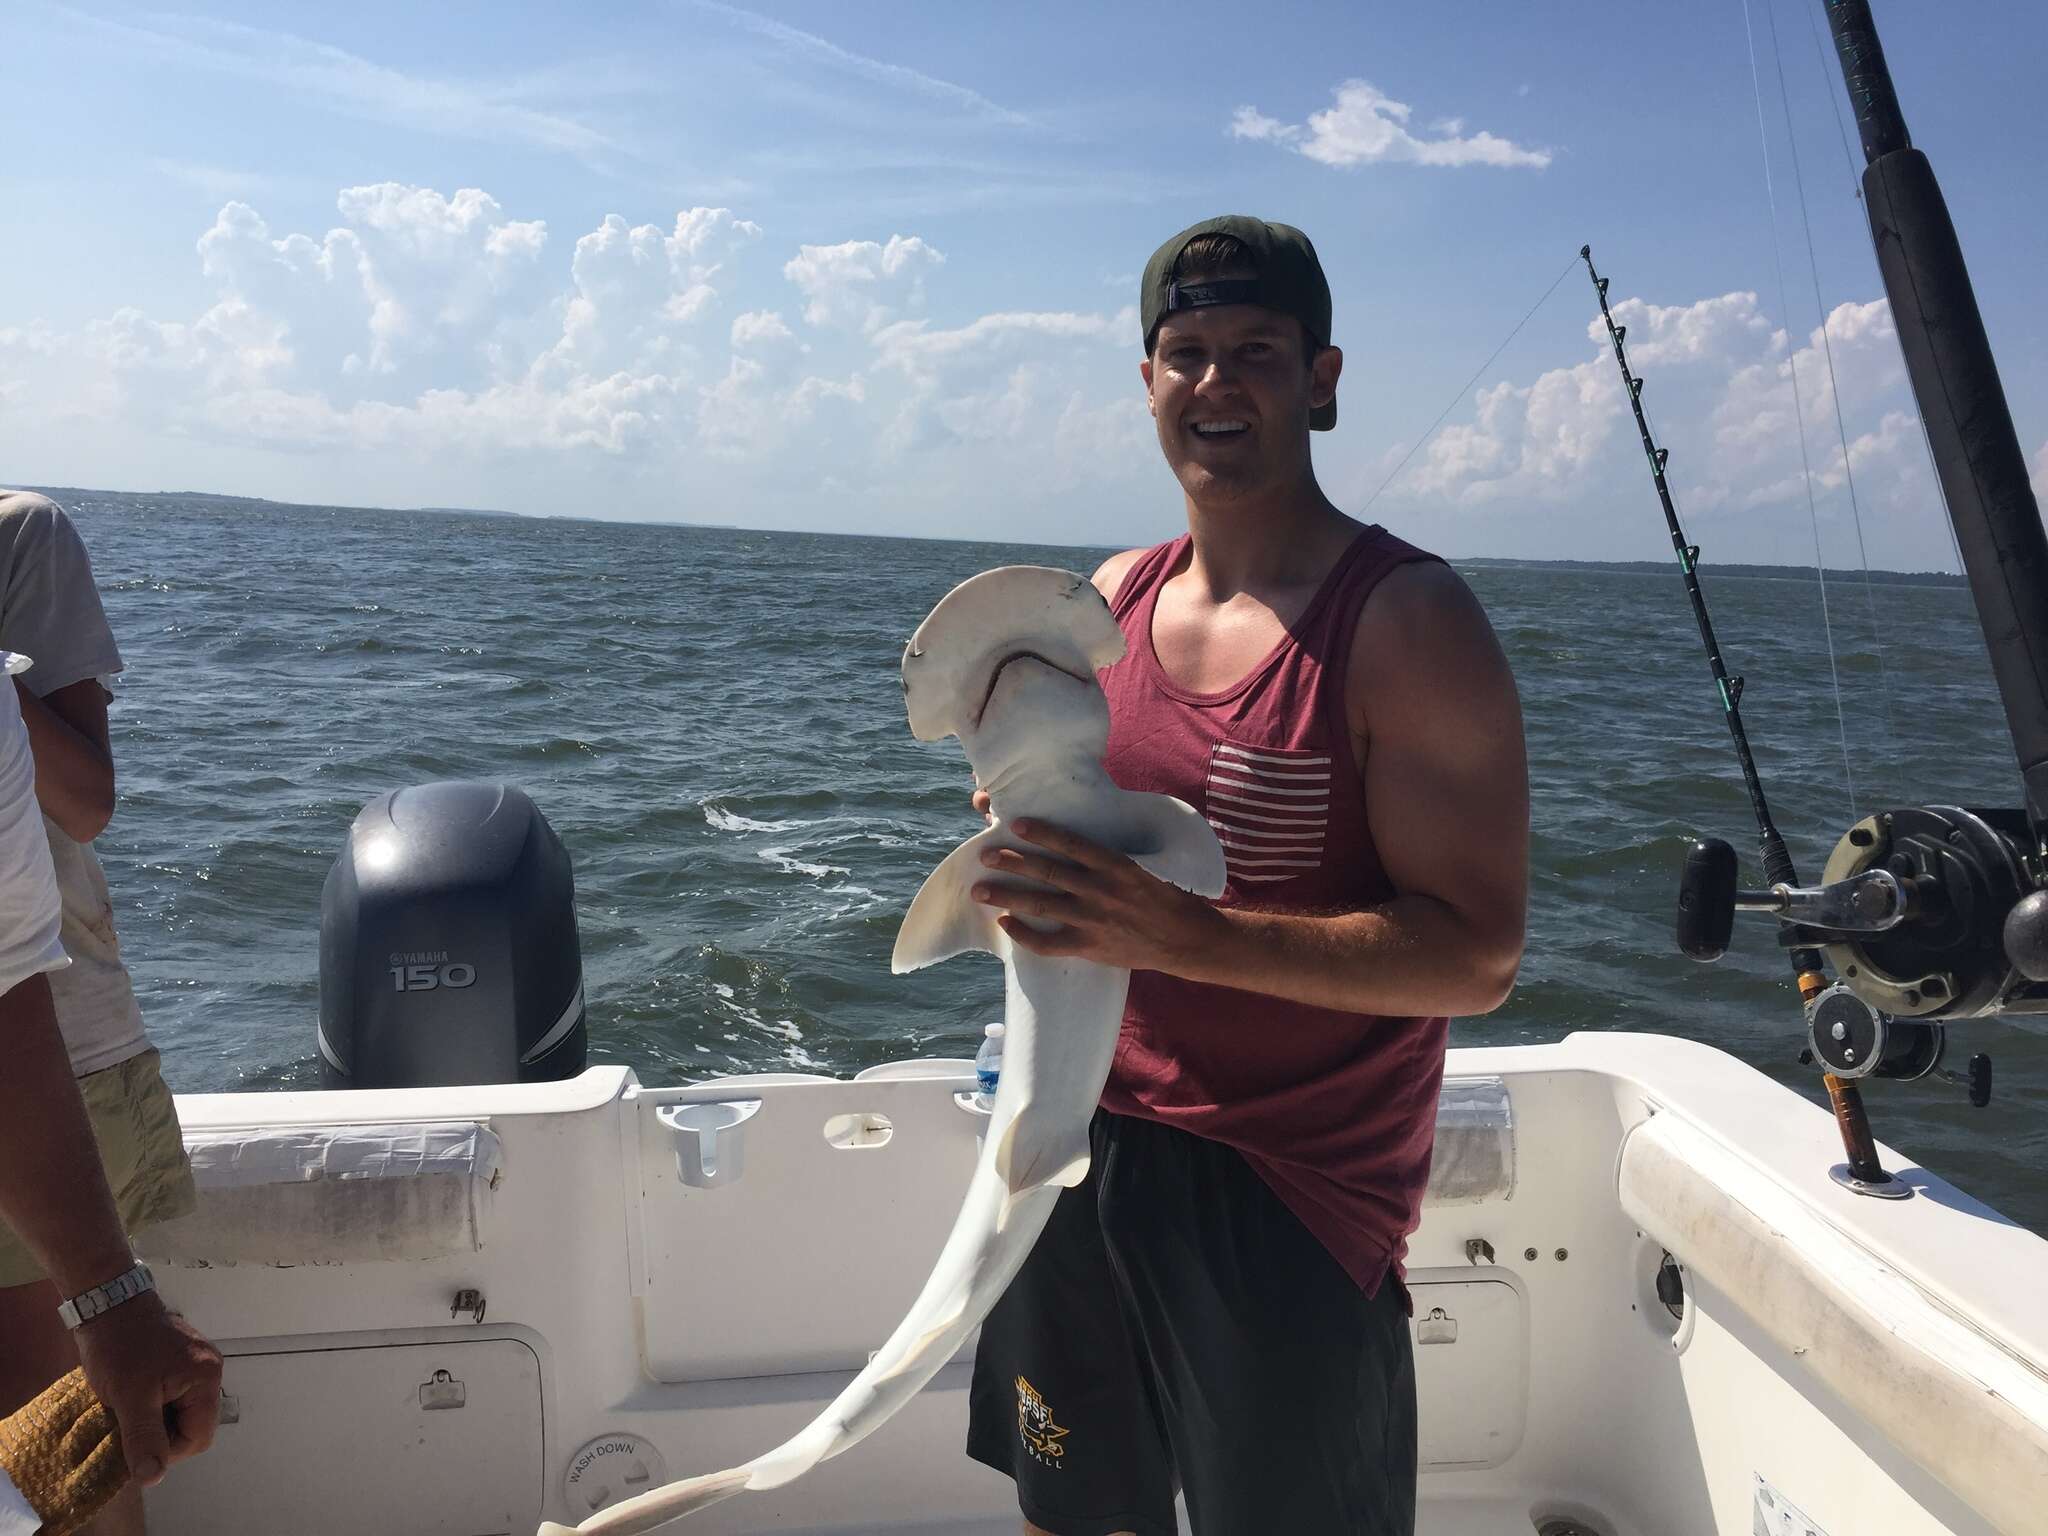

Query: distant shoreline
[[31, 484, 1969, 588], [1450, 556, 1968, 588]]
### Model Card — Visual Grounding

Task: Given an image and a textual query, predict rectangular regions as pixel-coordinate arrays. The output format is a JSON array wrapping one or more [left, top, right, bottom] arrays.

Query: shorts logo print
[[1015, 1375, 1069, 1467]]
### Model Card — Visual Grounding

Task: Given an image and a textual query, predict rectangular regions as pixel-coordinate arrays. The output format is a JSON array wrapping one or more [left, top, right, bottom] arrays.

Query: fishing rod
[[1582, 244, 1914, 1197], [1593, 0, 2048, 1197]]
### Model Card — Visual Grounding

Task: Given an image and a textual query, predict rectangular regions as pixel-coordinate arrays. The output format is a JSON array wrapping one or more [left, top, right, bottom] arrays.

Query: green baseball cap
[[1140, 214, 1336, 430]]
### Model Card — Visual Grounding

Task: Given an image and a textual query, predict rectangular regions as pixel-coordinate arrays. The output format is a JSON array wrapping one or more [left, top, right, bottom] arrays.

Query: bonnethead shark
[[540, 566, 1225, 1533]]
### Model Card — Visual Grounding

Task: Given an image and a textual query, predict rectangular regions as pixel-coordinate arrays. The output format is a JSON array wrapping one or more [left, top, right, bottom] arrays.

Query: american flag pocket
[[1203, 742, 1330, 885]]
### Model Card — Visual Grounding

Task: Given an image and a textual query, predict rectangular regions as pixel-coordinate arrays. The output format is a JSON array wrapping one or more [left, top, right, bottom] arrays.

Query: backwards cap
[[1140, 215, 1335, 430]]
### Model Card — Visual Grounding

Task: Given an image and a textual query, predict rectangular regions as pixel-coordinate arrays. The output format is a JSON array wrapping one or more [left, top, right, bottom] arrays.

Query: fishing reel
[[1676, 804, 2043, 1109]]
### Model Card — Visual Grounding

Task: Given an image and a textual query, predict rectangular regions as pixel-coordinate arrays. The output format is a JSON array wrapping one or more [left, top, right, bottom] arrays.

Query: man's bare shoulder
[[1349, 559, 1514, 712], [1359, 558, 1490, 640], [1090, 548, 1148, 601], [0, 490, 63, 527]]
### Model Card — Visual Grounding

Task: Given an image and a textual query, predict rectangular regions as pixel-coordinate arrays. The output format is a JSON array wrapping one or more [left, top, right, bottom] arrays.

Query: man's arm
[[13, 678, 114, 843], [975, 561, 1529, 1018], [0, 975, 222, 1485], [0, 675, 218, 1483]]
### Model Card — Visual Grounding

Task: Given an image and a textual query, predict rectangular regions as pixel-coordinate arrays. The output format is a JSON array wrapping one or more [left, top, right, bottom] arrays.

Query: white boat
[[96, 6, 2048, 1534], [133, 1036, 2047, 1536]]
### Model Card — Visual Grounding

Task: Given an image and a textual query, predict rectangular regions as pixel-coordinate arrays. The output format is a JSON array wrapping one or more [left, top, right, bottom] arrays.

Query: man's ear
[[1140, 356, 1156, 418], [1311, 344, 1343, 412]]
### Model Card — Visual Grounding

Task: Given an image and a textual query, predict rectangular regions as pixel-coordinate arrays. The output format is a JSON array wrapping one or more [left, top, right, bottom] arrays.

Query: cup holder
[[657, 1099, 763, 1188]]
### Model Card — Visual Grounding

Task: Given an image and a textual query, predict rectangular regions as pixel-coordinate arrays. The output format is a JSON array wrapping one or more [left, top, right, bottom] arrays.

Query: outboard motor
[[318, 781, 586, 1089]]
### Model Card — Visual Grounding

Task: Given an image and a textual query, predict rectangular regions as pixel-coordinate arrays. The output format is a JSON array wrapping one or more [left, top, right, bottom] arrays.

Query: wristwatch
[[57, 1261, 156, 1329]]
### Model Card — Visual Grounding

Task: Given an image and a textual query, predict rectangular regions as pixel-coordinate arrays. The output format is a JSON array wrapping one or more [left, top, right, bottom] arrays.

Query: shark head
[[900, 568, 1127, 768]]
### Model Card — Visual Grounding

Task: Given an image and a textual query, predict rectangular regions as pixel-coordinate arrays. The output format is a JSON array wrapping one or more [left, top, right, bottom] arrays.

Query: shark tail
[[543, 1464, 751, 1535]]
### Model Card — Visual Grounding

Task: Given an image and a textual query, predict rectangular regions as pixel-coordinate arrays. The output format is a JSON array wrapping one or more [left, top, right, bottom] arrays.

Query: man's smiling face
[[1141, 295, 1341, 507]]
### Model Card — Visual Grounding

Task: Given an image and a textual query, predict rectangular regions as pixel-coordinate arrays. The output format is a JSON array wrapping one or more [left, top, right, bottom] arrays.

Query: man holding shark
[[964, 216, 1530, 1535]]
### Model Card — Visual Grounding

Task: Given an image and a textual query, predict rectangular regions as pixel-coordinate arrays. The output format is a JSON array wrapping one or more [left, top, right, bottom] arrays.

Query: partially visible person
[[0, 490, 207, 1535], [0, 665, 221, 1524]]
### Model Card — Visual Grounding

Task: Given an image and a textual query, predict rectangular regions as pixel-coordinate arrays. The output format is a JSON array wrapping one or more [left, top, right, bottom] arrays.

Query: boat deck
[[135, 1034, 2048, 1535]]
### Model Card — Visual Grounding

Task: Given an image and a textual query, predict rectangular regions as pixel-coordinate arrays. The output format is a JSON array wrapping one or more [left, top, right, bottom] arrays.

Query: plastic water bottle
[[973, 1022, 1005, 1110]]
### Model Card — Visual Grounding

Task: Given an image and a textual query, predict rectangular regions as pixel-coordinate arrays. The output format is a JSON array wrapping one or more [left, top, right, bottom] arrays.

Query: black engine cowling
[[318, 781, 586, 1089]]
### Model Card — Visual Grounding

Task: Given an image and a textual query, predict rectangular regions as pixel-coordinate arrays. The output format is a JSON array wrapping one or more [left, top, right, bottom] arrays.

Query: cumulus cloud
[[190, 186, 561, 381], [552, 207, 760, 373], [784, 235, 943, 331], [858, 309, 1125, 457], [1598, 290, 1778, 369], [730, 310, 796, 349], [0, 184, 1165, 538], [1233, 80, 1550, 169], [1383, 287, 1939, 556]]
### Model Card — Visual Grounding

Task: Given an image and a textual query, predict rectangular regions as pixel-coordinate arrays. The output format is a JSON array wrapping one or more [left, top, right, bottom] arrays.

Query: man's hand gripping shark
[[539, 567, 1225, 1534]]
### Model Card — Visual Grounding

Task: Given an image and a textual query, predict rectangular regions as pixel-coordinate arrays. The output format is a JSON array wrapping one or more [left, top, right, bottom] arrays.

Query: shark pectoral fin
[[990, 1120, 1091, 1233], [892, 827, 1010, 973], [1123, 793, 1230, 899]]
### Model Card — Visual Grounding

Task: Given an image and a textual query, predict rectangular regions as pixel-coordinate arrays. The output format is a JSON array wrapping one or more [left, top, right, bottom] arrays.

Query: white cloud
[[871, 309, 1116, 373], [1383, 287, 1939, 557], [61, 11, 622, 159], [784, 235, 943, 330], [0, 321, 62, 357], [1229, 106, 1296, 144], [692, 0, 1028, 127], [0, 185, 1163, 541], [730, 310, 796, 349], [1234, 80, 1551, 170], [553, 207, 759, 372], [1597, 290, 1777, 369]]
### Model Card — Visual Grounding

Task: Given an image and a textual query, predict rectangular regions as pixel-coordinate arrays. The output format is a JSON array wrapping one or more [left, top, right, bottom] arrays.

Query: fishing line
[[1803, 0, 1971, 585], [1744, 0, 1859, 818], [1767, 0, 1901, 753], [1358, 252, 1581, 514]]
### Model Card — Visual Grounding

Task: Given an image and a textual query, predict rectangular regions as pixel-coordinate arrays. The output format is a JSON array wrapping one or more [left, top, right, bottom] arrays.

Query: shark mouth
[[975, 650, 1092, 728]]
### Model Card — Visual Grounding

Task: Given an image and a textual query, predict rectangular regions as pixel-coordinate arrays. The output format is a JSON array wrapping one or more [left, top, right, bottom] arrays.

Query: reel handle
[[1677, 839, 1737, 961]]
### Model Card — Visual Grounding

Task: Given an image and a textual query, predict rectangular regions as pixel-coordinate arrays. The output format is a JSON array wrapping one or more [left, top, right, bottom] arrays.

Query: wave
[[758, 846, 851, 879], [704, 803, 815, 833]]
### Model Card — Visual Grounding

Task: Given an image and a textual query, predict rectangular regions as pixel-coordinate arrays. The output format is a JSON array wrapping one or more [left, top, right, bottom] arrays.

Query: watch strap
[[56, 1261, 155, 1330]]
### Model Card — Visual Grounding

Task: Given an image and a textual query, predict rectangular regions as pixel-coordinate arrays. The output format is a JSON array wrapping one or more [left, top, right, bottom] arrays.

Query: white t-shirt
[[0, 657, 69, 999], [0, 491, 149, 1074]]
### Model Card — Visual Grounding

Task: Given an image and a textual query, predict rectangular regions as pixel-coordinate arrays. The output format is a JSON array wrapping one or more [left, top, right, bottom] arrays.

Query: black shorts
[[967, 1111, 1417, 1536]]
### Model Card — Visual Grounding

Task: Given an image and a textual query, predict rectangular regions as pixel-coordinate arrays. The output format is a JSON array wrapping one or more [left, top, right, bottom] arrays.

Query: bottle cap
[[985, 1022, 1005, 1038]]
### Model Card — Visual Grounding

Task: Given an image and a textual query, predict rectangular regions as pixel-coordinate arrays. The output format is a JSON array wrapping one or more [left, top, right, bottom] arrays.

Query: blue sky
[[3, 0, 2043, 569]]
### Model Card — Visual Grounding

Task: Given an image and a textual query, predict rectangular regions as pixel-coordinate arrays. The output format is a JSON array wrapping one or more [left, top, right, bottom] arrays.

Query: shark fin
[[891, 827, 1010, 973], [1122, 792, 1230, 899], [990, 1119, 1091, 1233]]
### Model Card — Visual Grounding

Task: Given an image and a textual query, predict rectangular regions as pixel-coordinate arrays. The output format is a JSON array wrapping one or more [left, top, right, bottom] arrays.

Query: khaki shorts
[[0, 1049, 197, 1289]]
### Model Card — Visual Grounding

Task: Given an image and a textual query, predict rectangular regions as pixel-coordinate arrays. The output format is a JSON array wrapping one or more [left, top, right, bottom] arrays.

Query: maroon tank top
[[1096, 527, 1448, 1296]]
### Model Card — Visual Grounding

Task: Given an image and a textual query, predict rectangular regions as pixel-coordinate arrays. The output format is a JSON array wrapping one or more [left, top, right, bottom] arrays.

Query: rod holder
[[657, 1099, 763, 1189]]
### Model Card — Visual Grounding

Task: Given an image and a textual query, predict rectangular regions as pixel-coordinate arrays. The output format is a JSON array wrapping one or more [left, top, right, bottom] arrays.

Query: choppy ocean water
[[52, 489, 2047, 1234]]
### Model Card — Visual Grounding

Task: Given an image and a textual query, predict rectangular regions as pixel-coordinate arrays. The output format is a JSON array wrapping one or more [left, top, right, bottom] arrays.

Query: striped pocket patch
[[1204, 742, 1330, 885]]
